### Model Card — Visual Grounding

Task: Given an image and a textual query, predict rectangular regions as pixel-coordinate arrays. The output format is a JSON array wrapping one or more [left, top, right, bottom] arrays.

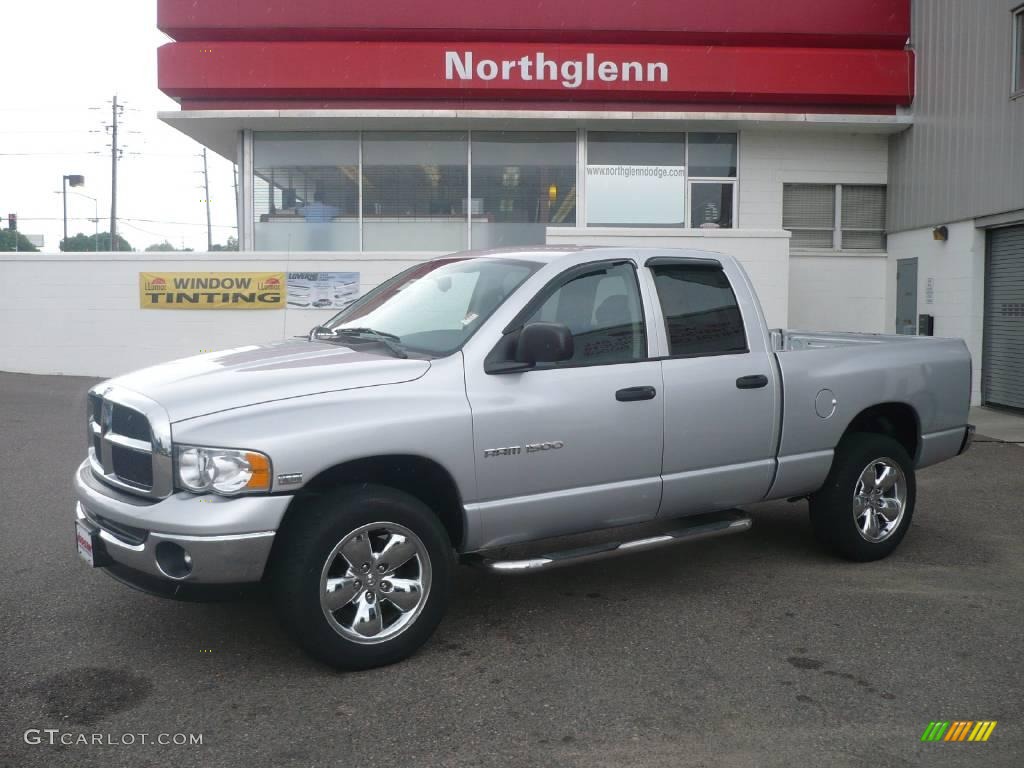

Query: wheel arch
[[277, 454, 467, 552], [839, 402, 921, 462]]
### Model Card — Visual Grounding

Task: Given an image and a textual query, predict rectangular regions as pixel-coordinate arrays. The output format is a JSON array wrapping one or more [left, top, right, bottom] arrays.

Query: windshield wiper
[[329, 327, 409, 358]]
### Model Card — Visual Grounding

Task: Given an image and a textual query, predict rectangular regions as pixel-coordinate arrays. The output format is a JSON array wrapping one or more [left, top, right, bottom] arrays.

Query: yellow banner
[[139, 272, 285, 310]]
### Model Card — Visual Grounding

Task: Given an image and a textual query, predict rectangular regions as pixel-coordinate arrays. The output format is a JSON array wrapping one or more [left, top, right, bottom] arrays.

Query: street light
[[62, 174, 85, 250]]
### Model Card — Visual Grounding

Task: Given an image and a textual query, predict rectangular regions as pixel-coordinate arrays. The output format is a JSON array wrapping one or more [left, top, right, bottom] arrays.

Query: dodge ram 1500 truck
[[73, 246, 974, 669]]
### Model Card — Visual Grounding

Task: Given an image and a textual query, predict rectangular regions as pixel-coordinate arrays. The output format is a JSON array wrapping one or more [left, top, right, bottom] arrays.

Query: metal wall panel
[[983, 225, 1024, 410], [888, 0, 1024, 232]]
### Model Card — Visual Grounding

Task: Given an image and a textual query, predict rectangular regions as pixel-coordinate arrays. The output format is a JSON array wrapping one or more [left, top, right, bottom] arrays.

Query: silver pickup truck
[[74, 246, 974, 669]]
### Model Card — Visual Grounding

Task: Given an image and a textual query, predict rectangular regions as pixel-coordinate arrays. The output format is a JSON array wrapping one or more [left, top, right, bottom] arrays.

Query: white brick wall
[[738, 129, 890, 333], [886, 221, 986, 404], [0, 253, 425, 377]]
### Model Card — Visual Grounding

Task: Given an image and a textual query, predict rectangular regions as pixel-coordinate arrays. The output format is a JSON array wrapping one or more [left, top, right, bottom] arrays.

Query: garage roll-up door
[[983, 225, 1024, 410]]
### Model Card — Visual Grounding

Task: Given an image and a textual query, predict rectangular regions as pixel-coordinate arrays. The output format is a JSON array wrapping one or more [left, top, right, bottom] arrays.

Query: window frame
[[644, 257, 751, 360], [496, 259, 650, 370], [1013, 5, 1024, 98]]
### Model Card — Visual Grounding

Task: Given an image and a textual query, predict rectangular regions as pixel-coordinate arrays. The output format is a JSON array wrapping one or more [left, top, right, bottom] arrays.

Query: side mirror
[[308, 325, 335, 341], [515, 322, 574, 365]]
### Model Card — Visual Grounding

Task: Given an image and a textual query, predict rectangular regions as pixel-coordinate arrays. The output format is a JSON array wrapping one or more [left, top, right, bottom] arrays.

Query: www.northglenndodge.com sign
[[444, 51, 669, 89], [140, 272, 285, 309]]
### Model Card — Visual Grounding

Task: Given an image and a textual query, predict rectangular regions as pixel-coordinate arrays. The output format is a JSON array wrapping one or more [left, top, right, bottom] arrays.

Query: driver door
[[463, 260, 664, 550]]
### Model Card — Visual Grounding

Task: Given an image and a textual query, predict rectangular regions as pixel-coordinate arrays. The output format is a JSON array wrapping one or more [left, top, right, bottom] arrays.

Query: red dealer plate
[[76, 522, 96, 567]]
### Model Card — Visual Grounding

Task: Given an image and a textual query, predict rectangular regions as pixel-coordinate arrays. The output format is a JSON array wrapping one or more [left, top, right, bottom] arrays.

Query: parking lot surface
[[1, 371, 1021, 767]]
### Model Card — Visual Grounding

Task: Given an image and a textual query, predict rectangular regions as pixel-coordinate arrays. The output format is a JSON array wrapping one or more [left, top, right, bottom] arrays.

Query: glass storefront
[[362, 131, 469, 252], [251, 130, 737, 251], [470, 131, 577, 248]]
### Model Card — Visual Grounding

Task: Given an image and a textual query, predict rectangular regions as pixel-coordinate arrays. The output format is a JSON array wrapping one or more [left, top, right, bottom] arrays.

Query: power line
[[14, 216, 237, 228]]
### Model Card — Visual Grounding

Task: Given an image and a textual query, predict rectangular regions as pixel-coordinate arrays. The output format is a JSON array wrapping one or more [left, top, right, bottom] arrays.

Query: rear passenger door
[[646, 258, 778, 516]]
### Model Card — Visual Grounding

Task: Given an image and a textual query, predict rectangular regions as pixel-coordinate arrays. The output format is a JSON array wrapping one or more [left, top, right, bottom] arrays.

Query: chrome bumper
[[73, 459, 291, 584]]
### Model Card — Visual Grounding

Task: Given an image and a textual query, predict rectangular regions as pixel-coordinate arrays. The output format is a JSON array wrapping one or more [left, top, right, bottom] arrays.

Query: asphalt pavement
[[1, 371, 1021, 767]]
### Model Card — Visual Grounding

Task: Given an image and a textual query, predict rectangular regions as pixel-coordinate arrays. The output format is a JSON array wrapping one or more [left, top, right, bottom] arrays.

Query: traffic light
[[7, 213, 16, 231]]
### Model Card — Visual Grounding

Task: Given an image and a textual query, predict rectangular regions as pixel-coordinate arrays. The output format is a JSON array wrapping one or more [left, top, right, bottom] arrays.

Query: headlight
[[175, 446, 271, 495]]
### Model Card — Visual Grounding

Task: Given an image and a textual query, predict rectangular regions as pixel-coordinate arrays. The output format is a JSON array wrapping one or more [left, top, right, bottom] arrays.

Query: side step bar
[[471, 511, 752, 574]]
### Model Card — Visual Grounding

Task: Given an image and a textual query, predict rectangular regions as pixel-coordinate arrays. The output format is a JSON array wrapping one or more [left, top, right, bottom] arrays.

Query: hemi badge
[[277, 473, 303, 486]]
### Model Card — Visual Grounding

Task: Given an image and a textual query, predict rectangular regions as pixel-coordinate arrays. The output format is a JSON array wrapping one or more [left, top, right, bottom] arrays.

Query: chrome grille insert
[[87, 384, 173, 499]]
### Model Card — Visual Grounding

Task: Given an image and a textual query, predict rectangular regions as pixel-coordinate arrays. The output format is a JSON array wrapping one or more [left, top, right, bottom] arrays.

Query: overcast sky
[[0, 1, 237, 252]]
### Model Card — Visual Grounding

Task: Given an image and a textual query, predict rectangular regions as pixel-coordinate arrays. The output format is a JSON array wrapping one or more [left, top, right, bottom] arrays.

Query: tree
[[60, 232, 134, 252], [210, 236, 239, 251], [0, 230, 39, 251], [145, 240, 192, 252]]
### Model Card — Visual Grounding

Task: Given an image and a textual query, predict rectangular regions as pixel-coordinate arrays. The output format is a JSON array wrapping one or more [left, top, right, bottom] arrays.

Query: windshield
[[322, 257, 539, 356]]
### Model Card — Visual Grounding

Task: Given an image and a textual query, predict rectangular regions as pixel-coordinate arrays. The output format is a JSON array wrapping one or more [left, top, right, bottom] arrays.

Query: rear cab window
[[648, 263, 748, 357]]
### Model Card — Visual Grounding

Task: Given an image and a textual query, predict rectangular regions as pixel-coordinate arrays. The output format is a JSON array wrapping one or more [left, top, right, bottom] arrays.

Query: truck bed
[[763, 328, 973, 501], [770, 329, 955, 352]]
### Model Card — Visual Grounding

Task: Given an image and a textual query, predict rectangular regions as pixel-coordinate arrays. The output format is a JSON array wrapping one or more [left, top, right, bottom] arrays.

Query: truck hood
[[105, 339, 431, 422]]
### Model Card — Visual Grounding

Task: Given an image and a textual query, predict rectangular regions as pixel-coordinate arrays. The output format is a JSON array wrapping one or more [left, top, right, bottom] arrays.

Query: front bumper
[[73, 459, 292, 584]]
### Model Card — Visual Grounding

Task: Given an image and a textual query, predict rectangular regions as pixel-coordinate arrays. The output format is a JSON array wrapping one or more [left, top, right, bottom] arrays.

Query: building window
[[362, 131, 469, 252], [783, 184, 836, 249], [783, 183, 887, 251], [253, 132, 360, 251], [250, 130, 742, 251], [688, 133, 737, 229], [586, 132, 687, 227], [1014, 6, 1024, 95], [840, 185, 887, 250], [470, 131, 577, 249], [584, 131, 737, 228]]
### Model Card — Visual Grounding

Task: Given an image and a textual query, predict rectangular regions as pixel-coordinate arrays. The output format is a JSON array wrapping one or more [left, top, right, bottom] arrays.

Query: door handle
[[616, 386, 657, 402], [736, 375, 768, 390]]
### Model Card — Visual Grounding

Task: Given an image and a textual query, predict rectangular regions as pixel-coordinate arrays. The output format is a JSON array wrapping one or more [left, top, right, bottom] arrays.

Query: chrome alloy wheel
[[852, 457, 907, 543], [319, 522, 431, 645]]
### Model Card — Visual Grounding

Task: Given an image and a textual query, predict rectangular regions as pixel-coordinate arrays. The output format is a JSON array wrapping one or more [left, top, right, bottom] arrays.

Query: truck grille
[[88, 386, 173, 498]]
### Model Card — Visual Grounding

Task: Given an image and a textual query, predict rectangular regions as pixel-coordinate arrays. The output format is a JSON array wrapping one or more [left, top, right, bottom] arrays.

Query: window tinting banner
[[287, 272, 360, 309], [140, 272, 285, 309]]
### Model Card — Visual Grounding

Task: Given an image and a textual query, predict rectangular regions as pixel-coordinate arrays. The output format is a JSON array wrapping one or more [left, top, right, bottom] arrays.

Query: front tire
[[809, 433, 916, 562], [270, 485, 453, 670]]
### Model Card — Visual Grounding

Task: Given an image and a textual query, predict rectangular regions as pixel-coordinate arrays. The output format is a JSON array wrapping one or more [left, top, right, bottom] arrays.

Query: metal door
[[983, 225, 1024, 410], [896, 258, 918, 335]]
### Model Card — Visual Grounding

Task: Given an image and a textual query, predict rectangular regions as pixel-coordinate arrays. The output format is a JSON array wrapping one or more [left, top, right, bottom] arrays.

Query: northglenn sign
[[159, 41, 913, 107], [445, 51, 668, 89]]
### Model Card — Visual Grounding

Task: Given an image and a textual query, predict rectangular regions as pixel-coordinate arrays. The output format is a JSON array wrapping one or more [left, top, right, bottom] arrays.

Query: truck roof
[[432, 245, 735, 267]]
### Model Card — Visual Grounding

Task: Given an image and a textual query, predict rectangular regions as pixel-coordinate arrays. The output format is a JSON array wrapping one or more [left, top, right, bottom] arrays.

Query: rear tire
[[270, 484, 454, 670], [809, 433, 916, 562]]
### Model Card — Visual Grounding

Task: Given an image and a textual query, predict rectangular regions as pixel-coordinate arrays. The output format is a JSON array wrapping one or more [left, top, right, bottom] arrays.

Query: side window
[[524, 262, 647, 365], [650, 265, 747, 356]]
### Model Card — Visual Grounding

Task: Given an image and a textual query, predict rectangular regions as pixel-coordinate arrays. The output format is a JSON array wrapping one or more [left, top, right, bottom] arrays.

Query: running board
[[471, 511, 752, 574]]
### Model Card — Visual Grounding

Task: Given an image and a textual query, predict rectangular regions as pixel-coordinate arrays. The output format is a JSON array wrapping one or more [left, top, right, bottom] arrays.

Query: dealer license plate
[[76, 521, 96, 567]]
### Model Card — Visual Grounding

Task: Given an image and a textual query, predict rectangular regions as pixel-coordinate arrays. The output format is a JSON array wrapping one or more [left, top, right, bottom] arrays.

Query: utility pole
[[233, 163, 239, 246], [109, 95, 120, 251], [202, 149, 213, 251]]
